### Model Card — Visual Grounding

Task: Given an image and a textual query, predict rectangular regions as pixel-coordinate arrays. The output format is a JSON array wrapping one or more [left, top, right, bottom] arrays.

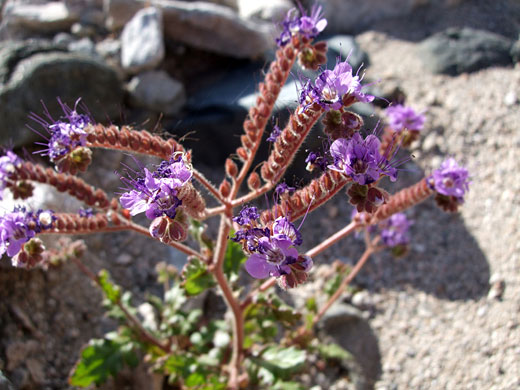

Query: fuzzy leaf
[[69, 338, 137, 387], [98, 269, 121, 303], [252, 346, 306, 381], [316, 343, 352, 361], [182, 258, 215, 296]]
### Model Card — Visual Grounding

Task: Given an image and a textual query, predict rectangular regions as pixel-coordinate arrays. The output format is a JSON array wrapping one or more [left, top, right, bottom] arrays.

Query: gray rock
[[95, 37, 121, 59], [67, 37, 96, 55], [0, 370, 15, 390], [121, 7, 164, 73], [103, 0, 144, 31], [318, 303, 382, 390], [160, 0, 274, 58], [309, 0, 419, 34], [127, 70, 186, 115], [418, 27, 514, 75], [0, 49, 124, 147], [1, 1, 78, 36], [326, 35, 369, 72], [52, 32, 75, 47], [237, 0, 292, 21]]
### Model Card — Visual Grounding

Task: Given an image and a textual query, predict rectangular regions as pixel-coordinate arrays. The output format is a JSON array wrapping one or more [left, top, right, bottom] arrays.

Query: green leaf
[[69, 338, 137, 387], [164, 354, 195, 378], [316, 343, 352, 361], [182, 258, 215, 296], [305, 297, 317, 313], [98, 269, 121, 304], [273, 381, 305, 390], [224, 235, 247, 281], [251, 346, 306, 382]]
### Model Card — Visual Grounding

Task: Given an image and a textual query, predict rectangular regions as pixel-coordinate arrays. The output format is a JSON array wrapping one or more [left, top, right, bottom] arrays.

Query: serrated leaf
[[271, 306, 302, 327], [98, 269, 121, 304], [182, 258, 215, 296], [224, 235, 247, 281], [69, 338, 137, 387], [316, 343, 352, 361], [251, 346, 306, 381]]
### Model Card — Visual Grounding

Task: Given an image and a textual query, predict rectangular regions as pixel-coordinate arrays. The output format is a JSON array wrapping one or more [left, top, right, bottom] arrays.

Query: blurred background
[[0, 0, 519, 389]]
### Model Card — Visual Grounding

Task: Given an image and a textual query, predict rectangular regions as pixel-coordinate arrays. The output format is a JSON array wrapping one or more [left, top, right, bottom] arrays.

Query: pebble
[[503, 91, 517, 106], [121, 7, 165, 73]]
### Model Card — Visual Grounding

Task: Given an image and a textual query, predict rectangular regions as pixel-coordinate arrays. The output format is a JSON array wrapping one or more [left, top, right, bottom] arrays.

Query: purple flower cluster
[[119, 154, 192, 220], [231, 207, 311, 283], [430, 158, 470, 200], [276, 5, 327, 47], [31, 99, 91, 162], [300, 58, 374, 111], [0, 208, 54, 258], [385, 104, 425, 132], [379, 213, 413, 248], [328, 133, 397, 185], [0, 151, 21, 199]]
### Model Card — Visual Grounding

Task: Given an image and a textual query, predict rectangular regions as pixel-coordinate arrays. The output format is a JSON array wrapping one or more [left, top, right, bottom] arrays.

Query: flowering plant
[[0, 5, 470, 390]]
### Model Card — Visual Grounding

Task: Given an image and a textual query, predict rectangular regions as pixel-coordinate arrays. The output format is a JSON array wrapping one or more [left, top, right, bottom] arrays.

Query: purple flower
[[430, 158, 470, 199], [231, 209, 311, 284], [0, 151, 21, 199], [276, 5, 327, 47], [328, 133, 397, 185], [305, 151, 327, 172], [386, 104, 425, 132], [275, 183, 295, 196], [379, 213, 413, 247], [272, 216, 302, 246], [30, 98, 92, 162], [79, 208, 94, 218], [232, 206, 260, 226], [119, 154, 192, 220], [267, 124, 282, 142], [300, 58, 374, 111], [245, 237, 299, 278], [0, 208, 54, 258]]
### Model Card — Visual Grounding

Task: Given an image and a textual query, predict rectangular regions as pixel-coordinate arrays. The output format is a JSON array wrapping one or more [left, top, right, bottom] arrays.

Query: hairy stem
[[306, 221, 358, 258], [313, 246, 374, 325], [212, 215, 243, 390]]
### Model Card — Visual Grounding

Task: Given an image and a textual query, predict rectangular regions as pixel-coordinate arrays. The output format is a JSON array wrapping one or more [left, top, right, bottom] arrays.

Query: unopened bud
[[225, 158, 238, 179], [219, 180, 231, 198], [10, 181, 34, 200], [247, 172, 261, 191], [236, 147, 249, 161]]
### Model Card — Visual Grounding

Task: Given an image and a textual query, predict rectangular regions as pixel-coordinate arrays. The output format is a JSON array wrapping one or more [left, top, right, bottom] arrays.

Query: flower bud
[[219, 179, 231, 198], [225, 158, 238, 179], [12, 238, 46, 268], [247, 172, 261, 191], [10, 181, 34, 200]]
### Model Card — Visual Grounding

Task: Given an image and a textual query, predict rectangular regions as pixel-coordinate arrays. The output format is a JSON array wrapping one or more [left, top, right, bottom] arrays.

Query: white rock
[[121, 7, 164, 73], [95, 37, 121, 58], [237, 0, 292, 21], [127, 70, 186, 115], [1, 1, 78, 32]]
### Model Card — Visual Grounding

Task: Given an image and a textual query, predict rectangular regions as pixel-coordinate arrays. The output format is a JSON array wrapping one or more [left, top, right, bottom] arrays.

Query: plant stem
[[212, 215, 243, 390], [192, 168, 228, 205], [69, 256, 170, 352], [305, 221, 358, 258], [312, 246, 374, 325]]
